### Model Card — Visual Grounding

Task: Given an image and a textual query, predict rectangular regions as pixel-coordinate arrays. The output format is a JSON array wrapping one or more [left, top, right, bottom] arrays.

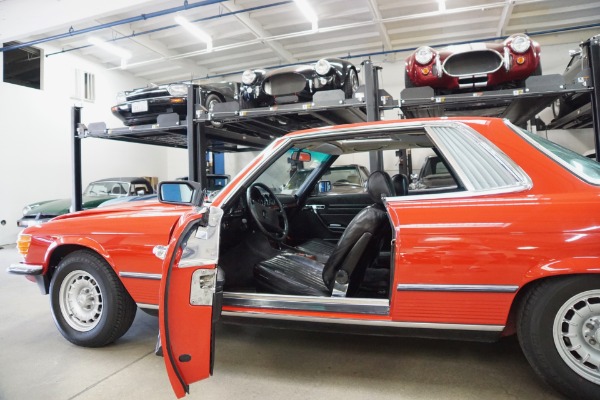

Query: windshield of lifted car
[[84, 181, 131, 197], [256, 148, 332, 195]]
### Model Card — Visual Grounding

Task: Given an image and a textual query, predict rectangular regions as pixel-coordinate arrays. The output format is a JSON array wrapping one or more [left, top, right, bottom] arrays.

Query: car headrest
[[367, 171, 393, 205], [391, 174, 409, 196]]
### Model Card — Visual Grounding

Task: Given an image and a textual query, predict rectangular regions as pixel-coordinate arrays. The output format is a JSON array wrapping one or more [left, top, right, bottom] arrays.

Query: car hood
[[264, 64, 316, 79], [23, 195, 116, 217], [22, 200, 194, 236]]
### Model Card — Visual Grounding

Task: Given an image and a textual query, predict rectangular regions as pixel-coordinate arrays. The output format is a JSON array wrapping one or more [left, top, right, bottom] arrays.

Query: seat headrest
[[391, 174, 409, 196], [367, 171, 393, 204]]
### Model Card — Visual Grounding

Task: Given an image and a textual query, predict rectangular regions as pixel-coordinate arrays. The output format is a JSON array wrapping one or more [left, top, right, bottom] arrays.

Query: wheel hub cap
[[553, 289, 600, 385], [58, 270, 103, 332]]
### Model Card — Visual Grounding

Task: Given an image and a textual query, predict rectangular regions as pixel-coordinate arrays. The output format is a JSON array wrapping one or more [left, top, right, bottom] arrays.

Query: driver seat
[[254, 171, 394, 297]]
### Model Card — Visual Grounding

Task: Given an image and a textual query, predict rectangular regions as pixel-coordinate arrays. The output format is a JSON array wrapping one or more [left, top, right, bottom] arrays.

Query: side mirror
[[158, 181, 204, 207], [290, 150, 311, 162]]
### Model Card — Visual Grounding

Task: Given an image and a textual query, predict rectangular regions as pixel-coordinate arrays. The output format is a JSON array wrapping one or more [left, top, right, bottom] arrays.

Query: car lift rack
[[70, 35, 600, 212]]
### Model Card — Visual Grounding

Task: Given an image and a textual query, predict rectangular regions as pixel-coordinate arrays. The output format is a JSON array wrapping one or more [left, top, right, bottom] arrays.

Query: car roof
[[92, 177, 151, 184]]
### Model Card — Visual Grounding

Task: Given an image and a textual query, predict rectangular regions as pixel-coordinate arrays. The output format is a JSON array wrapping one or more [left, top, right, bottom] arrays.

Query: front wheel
[[50, 250, 137, 347], [343, 68, 359, 99], [518, 275, 600, 400]]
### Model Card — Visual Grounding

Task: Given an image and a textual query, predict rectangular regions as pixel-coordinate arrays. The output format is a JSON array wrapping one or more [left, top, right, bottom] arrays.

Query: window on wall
[[74, 69, 96, 102], [2, 41, 42, 89]]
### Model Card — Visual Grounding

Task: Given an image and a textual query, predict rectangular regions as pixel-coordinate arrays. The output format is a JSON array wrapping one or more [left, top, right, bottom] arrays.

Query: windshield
[[256, 148, 332, 195], [83, 181, 131, 197], [508, 122, 600, 185]]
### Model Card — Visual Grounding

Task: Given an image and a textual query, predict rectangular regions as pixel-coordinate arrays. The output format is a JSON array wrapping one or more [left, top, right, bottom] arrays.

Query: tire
[[343, 68, 359, 99], [517, 275, 600, 400], [204, 93, 223, 127], [50, 250, 137, 347], [532, 62, 543, 76]]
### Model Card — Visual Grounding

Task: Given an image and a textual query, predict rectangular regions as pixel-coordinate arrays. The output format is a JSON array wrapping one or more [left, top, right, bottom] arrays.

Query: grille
[[443, 50, 502, 77], [263, 73, 307, 96]]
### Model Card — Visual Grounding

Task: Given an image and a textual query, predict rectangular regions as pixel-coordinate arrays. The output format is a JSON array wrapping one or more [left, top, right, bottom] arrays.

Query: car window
[[84, 181, 131, 197], [428, 124, 530, 192], [508, 121, 600, 185]]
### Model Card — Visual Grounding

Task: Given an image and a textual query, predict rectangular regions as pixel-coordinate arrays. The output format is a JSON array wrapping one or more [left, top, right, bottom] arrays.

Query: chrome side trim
[[137, 303, 159, 310], [222, 310, 504, 332], [7, 263, 43, 275], [119, 271, 162, 280], [224, 292, 389, 315], [396, 284, 519, 293]]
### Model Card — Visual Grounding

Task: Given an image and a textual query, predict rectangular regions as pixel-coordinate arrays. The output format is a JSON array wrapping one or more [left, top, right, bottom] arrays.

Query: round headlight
[[315, 59, 332, 75], [414, 46, 435, 65], [242, 70, 257, 85], [167, 84, 188, 96], [116, 91, 127, 104], [509, 35, 531, 54], [22, 205, 32, 216]]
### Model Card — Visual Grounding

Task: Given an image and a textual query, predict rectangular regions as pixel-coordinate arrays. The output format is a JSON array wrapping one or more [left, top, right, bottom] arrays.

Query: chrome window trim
[[224, 292, 389, 315], [222, 310, 504, 332], [119, 271, 162, 280], [218, 121, 440, 207], [424, 123, 532, 194], [397, 284, 519, 293]]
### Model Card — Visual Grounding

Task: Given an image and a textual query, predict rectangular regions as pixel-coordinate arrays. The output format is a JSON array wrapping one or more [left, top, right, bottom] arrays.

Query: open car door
[[158, 205, 224, 398]]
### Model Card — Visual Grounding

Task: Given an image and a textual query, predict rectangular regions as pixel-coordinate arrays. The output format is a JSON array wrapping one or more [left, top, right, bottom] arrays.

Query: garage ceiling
[[3, 0, 600, 85]]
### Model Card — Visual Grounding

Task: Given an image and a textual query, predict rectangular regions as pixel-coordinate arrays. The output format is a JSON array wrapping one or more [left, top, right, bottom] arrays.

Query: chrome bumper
[[7, 263, 43, 275]]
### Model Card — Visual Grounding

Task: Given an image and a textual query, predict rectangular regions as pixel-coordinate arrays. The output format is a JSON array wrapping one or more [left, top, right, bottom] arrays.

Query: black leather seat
[[391, 173, 409, 196], [296, 172, 408, 261], [254, 171, 394, 297]]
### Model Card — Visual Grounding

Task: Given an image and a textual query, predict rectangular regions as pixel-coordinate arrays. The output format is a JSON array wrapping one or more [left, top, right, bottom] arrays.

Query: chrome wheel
[[349, 69, 359, 93], [553, 289, 600, 385], [58, 270, 103, 332]]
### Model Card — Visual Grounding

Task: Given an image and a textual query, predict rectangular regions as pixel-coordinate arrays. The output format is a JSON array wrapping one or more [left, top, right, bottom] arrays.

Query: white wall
[[0, 43, 169, 245]]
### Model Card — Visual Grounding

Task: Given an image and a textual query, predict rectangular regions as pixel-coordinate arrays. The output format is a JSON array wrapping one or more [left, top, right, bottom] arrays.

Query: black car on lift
[[111, 82, 239, 126], [239, 57, 360, 108]]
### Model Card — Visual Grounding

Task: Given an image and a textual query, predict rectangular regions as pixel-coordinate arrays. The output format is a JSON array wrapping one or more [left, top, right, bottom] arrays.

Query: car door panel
[[290, 193, 371, 243], [159, 206, 224, 398]]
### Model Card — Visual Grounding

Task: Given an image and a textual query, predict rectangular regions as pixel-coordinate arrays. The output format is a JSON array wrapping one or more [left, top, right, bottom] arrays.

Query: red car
[[9, 118, 600, 400], [405, 34, 542, 93]]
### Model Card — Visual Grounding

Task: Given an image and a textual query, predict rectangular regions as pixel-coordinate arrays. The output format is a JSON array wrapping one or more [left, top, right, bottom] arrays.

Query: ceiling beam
[[219, 1, 297, 64], [104, 22, 209, 79], [366, 0, 393, 52], [496, 0, 515, 36]]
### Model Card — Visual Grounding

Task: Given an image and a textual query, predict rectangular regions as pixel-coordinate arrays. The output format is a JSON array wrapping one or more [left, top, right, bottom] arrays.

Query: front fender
[[44, 236, 116, 273]]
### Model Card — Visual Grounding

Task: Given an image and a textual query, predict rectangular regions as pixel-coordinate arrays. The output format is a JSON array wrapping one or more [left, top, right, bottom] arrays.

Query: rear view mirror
[[158, 181, 204, 207], [290, 150, 311, 162]]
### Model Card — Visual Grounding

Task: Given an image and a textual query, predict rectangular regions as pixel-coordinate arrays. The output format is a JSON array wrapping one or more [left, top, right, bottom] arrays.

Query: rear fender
[[524, 257, 600, 282]]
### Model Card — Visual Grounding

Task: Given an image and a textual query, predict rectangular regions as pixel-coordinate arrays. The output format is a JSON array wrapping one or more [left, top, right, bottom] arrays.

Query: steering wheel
[[246, 182, 289, 241]]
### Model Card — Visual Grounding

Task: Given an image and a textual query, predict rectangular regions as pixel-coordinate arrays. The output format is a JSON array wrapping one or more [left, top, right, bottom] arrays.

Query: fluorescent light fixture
[[175, 16, 213, 52], [294, 0, 318, 31], [88, 36, 132, 60], [438, 0, 446, 12]]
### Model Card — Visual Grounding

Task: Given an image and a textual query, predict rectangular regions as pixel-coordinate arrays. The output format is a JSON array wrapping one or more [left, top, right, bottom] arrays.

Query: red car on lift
[[405, 34, 542, 94], [9, 118, 600, 400]]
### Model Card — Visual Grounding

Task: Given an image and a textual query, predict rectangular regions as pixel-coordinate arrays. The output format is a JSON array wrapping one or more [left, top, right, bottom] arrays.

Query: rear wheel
[[518, 275, 600, 400], [50, 250, 137, 347], [205, 93, 223, 127]]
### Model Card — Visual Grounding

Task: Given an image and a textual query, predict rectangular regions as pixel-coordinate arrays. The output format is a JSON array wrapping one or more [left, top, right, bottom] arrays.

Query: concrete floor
[[0, 244, 565, 400]]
